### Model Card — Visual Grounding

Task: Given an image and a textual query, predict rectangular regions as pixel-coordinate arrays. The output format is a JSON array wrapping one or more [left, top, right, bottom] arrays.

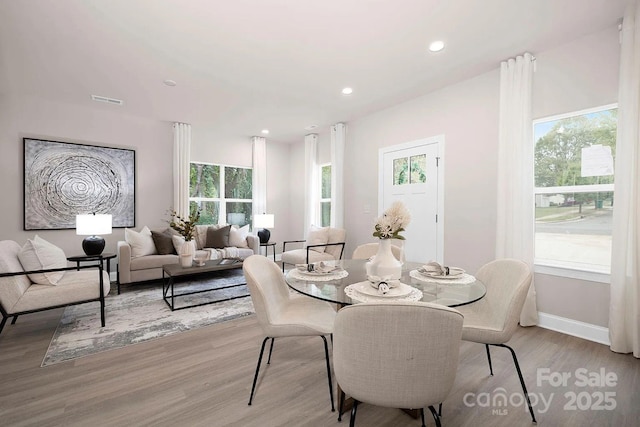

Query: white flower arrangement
[[373, 201, 411, 240]]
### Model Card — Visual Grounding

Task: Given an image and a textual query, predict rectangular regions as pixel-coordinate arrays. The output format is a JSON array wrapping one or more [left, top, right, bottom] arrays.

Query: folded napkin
[[295, 261, 338, 273], [419, 261, 464, 277], [367, 275, 400, 295]]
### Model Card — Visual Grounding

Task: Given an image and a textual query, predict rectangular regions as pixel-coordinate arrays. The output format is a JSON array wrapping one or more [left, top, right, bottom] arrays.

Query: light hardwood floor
[[0, 306, 638, 427]]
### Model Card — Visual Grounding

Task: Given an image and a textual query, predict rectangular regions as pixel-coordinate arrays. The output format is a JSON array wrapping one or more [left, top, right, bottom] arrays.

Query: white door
[[379, 136, 443, 263]]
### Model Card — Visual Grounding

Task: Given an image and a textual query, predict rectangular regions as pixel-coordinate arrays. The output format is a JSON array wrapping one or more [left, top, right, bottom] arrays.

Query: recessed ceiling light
[[342, 87, 353, 95], [261, 129, 269, 134], [428, 41, 445, 52], [163, 79, 177, 86]]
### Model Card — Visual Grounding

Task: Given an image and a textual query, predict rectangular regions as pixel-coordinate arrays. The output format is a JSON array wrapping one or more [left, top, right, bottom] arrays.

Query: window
[[189, 162, 252, 227], [320, 164, 331, 227], [533, 105, 617, 275]]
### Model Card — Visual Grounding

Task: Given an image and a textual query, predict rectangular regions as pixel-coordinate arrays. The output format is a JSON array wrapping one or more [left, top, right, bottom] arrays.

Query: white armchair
[[280, 226, 346, 271]]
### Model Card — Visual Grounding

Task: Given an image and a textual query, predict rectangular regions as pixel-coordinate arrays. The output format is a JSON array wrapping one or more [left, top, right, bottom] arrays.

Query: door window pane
[[410, 154, 427, 183], [393, 158, 408, 185]]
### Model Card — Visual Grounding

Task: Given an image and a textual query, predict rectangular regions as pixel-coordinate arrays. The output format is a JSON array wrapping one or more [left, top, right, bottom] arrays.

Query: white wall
[[0, 94, 173, 259]]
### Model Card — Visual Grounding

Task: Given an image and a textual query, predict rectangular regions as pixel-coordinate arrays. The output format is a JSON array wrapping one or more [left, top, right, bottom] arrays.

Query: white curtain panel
[[252, 136, 267, 221], [330, 123, 346, 228], [609, 0, 640, 358], [304, 134, 319, 235], [496, 53, 538, 326], [173, 122, 191, 219]]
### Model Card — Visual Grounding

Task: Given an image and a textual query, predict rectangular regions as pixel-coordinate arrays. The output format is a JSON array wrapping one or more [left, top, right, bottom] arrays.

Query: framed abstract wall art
[[23, 138, 135, 230]]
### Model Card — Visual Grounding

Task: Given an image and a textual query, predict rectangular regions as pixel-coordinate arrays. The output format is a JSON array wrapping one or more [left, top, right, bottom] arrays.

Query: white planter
[[178, 239, 196, 267]]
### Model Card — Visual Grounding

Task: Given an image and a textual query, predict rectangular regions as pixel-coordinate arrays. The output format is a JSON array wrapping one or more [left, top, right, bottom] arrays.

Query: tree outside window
[[320, 164, 331, 227], [189, 163, 252, 227], [533, 105, 616, 273]]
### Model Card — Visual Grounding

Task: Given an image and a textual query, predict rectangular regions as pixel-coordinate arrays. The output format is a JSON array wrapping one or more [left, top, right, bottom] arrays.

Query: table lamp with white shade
[[76, 213, 112, 256], [253, 214, 274, 244]]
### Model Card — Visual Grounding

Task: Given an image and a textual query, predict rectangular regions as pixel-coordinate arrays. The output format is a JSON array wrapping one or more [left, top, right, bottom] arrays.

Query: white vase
[[179, 239, 196, 267], [366, 239, 403, 280]]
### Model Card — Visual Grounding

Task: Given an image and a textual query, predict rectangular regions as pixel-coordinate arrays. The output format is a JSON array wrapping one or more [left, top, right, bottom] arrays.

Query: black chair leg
[[349, 400, 359, 427], [321, 335, 335, 412], [420, 408, 426, 427], [267, 338, 275, 364], [0, 316, 7, 335], [438, 402, 442, 416], [248, 337, 270, 405], [338, 390, 345, 421], [11, 315, 18, 325], [494, 343, 537, 423], [485, 344, 494, 375], [428, 405, 441, 427]]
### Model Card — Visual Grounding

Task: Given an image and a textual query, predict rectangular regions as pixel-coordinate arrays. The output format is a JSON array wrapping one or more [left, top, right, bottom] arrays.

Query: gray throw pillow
[[151, 230, 177, 255], [206, 225, 231, 249]]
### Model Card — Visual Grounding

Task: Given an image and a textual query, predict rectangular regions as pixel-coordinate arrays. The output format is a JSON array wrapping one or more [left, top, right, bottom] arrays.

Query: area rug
[[42, 269, 254, 366]]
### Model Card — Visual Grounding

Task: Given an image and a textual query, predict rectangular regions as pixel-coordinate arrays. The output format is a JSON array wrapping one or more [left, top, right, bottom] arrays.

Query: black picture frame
[[23, 138, 136, 230]]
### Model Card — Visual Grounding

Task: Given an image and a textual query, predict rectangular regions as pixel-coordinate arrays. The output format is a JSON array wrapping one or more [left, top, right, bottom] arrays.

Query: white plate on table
[[417, 267, 465, 280], [353, 281, 413, 298], [297, 268, 339, 276]]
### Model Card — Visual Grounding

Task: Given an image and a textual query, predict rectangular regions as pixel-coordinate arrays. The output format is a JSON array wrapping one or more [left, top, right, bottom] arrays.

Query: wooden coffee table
[[162, 258, 246, 311]]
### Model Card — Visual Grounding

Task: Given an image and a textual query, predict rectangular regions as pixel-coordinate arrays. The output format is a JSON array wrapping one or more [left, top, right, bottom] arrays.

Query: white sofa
[[117, 224, 259, 291], [0, 240, 111, 334]]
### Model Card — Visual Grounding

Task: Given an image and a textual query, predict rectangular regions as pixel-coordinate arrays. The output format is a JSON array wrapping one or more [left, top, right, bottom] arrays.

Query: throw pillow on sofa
[[18, 235, 67, 285], [229, 224, 250, 248], [206, 225, 231, 248], [125, 226, 157, 258], [151, 230, 177, 255]]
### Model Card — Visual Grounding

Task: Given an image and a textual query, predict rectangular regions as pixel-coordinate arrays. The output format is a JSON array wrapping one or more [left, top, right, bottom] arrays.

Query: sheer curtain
[[173, 122, 191, 218], [609, 0, 640, 358], [330, 123, 346, 228], [304, 134, 319, 235], [252, 136, 267, 218], [496, 53, 538, 326]]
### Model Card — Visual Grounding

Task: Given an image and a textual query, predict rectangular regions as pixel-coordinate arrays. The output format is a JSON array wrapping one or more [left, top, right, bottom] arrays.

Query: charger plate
[[345, 281, 423, 303]]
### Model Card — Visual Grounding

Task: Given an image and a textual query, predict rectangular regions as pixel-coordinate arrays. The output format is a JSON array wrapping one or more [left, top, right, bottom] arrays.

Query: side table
[[67, 252, 116, 278], [260, 242, 277, 262]]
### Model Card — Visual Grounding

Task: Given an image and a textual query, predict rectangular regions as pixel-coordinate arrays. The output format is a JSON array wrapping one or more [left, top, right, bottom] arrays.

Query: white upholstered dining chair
[[351, 242, 404, 261], [455, 258, 536, 423], [242, 255, 337, 411], [333, 301, 464, 427]]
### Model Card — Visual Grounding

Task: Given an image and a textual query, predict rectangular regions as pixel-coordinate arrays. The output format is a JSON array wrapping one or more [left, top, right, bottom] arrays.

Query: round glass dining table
[[285, 259, 486, 307]]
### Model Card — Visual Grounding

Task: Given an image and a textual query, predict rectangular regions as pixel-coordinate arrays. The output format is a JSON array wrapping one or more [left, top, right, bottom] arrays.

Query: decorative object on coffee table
[[168, 208, 200, 267]]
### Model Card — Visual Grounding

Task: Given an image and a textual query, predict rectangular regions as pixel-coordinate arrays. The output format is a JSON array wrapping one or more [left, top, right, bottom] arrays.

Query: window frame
[[532, 103, 617, 283], [189, 161, 253, 227], [319, 163, 331, 227]]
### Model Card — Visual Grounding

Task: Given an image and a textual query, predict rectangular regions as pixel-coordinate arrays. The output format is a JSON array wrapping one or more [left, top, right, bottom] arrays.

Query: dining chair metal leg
[[420, 408, 426, 427], [321, 335, 335, 412], [0, 316, 7, 335], [338, 389, 346, 421], [11, 315, 18, 325], [438, 402, 442, 416], [349, 400, 359, 427], [267, 338, 275, 364], [248, 337, 270, 405], [485, 344, 494, 375], [428, 405, 441, 427], [493, 343, 537, 423]]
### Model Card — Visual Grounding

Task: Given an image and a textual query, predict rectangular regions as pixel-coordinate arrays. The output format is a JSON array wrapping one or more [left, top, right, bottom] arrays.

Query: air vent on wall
[[91, 95, 124, 106]]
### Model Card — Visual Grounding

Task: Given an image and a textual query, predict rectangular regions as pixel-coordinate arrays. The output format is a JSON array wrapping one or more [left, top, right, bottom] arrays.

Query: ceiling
[[0, 0, 628, 143]]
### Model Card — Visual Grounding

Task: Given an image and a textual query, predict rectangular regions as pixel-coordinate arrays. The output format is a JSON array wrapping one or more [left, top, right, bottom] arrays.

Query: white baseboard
[[537, 312, 610, 346]]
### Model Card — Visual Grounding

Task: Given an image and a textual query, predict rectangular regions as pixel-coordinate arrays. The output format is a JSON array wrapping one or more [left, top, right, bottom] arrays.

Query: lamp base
[[257, 229, 271, 244], [82, 236, 105, 256]]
